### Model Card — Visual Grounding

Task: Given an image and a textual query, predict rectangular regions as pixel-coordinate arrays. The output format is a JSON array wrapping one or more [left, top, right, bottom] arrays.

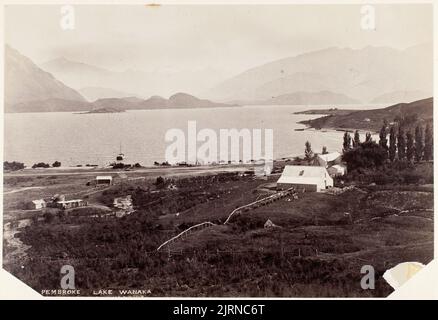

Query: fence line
[[156, 187, 297, 251], [223, 187, 296, 224], [156, 221, 216, 251]]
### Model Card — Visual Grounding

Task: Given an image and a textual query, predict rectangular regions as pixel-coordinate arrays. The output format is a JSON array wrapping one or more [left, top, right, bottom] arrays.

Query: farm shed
[[96, 176, 113, 185]]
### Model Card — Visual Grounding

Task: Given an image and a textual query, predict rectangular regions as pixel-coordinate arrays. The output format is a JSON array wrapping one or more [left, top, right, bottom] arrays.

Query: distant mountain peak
[[205, 45, 432, 104], [169, 92, 196, 99], [5, 45, 86, 109]]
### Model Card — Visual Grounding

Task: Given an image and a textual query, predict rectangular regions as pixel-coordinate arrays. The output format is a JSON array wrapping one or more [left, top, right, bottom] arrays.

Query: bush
[[112, 163, 125, 169], [32, 162, 50, 169], [155, 176, 166, 189], [43, 212, 55, 223], [52, 161, 61, 167], [344, 161, 433, 186], [4, 161, 25, 171], [342, 141, 387, 171]]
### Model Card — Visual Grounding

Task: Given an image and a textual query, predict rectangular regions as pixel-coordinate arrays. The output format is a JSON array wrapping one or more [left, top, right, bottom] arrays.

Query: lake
[[4, 104, 383, 167]]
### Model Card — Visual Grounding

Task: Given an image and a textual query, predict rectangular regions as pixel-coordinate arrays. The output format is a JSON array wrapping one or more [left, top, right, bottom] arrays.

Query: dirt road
[[4, 164, 251, 178]]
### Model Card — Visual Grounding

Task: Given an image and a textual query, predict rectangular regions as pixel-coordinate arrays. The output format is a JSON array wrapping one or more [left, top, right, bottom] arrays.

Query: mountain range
[[5, 45, 86, 107], [205, 44, 432, 104], [250, 90, 360, 105], [40, 57, 227, 100], [6, 93, 233, 113], [5, 43, 433, 110], [4, 46, 233, 113], [88, 93, 233, 112], [78, 87, 141, 102]]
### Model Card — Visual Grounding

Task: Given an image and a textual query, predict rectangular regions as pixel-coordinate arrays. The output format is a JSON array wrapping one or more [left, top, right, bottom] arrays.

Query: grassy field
[[2, 162, 434, 297]]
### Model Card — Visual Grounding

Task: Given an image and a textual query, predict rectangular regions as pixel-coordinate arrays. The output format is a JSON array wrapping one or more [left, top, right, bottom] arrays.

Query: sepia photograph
[[1, 2, 434, 299]]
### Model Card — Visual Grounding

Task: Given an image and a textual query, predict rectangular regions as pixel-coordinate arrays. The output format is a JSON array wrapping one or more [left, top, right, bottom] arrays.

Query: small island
[[79, 107, 126, 114]]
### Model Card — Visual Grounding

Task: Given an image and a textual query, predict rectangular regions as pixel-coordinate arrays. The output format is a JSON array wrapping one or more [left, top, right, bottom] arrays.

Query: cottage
[[113, 195, 132, 210], [32, 199, 46, 210], [316, 151, 342, 168], [277, 165, 333, 192], [113, 195, 134, 218], [327, 164, 347, 177], [96, 176, 113, 186], [56, 199, 87, 210]]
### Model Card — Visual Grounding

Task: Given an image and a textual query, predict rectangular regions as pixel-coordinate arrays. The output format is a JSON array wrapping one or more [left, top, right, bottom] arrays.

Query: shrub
[[4, 161, 25, 171], [32, 162, 50, 169], [155, 176, 166, 189], [342, 141, 387, 171], [52, 161, 61, 167]]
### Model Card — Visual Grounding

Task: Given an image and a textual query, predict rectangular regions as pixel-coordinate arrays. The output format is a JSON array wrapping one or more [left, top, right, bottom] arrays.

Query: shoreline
[[299, 124, 379, 134]]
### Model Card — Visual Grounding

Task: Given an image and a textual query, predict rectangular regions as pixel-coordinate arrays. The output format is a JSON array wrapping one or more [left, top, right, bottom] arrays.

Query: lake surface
[[4, 104, 383, 167]]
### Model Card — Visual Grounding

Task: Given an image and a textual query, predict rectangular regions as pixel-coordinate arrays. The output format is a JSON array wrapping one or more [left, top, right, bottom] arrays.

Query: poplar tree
[[414, 125, 424, 162], [379, 125, 388, 152], [343, 132, 352, 153], [406, 131, 414, 162], [305, 141, 314, 162], [424, 123, 433, 160], [353, 130, 360, 148], [365, 132, 372, 142], [389, 126, 397, 162], [397, 127, 406, 160]]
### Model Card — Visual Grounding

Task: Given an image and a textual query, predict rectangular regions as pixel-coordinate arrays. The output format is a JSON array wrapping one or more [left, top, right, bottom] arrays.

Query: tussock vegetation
[[5, 167, 433, 297]]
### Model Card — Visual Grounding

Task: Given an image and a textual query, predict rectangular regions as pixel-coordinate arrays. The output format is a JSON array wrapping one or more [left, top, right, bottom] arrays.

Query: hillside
[[206, 44, 432, 104], [40, 57, 227, 99], [5, 98, 90, 113], [99, 93, 234, 110], [78, 86, 141, 102], [6, 93, 235, 113], [300, 97, 433, 132], [5, 166, 433, 297], [167, 92, 233, 108], [261, 90, 359, 105], [4, 49, 234, 113], [5, 45, 86, 107], [370, 90, 430, 104], [81, 107, 125, 114]]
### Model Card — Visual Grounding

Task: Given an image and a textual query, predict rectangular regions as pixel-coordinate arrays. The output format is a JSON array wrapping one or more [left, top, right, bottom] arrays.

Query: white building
[[327, 164, 347, 177], [32, 199, 46, 210], [96, 176, 113, 185], [56, 199, 87, 210], [316, 151, 342, 168], [277, 165, 333, 192]]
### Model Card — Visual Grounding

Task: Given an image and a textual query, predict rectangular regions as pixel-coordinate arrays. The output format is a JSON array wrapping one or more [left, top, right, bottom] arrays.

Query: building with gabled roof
[[316, 151, 342, 168], [96, 176, 113, 185], [32, 199, 46, 210], [277, 165, 333, 192]]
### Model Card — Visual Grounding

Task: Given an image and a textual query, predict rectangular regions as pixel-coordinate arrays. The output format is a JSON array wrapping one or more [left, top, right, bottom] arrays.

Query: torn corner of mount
[[383, 261, 426, 289]]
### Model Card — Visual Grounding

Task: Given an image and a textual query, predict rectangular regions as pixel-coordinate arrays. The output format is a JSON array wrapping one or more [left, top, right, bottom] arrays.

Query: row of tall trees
[[343, 131, 372, 153], [342, 123, 433, 162], [380, 123, 433, 162]]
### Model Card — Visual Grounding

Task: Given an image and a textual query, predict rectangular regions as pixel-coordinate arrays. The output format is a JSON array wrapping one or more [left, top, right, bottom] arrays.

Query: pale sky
[[5, 4, 433, 77]]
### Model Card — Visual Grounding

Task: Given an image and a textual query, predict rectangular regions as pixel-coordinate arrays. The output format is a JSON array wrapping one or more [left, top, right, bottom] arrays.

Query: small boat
[[294, 128, 305, 131], [116, 143, 124, 161]]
